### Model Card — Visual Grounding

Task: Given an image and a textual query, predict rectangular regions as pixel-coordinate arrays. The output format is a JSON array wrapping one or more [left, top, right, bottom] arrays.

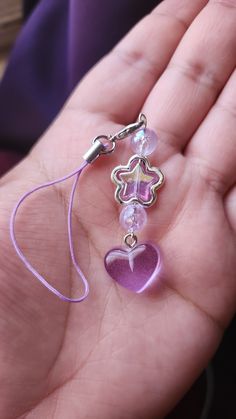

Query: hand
[[0, 0, 235, 417]]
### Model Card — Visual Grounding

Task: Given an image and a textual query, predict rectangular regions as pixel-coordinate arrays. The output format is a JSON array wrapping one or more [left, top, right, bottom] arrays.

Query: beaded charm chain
[[104, 114, 164, 292], [10, 114, 164, 301]]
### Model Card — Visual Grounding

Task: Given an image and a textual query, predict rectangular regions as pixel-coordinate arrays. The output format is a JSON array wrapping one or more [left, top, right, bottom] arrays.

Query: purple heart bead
[[104, 243, 161, 293]]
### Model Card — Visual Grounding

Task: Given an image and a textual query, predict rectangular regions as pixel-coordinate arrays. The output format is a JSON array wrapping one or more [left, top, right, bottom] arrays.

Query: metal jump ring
[[124, 232, 138, 249], [92, 135, 116, 155]]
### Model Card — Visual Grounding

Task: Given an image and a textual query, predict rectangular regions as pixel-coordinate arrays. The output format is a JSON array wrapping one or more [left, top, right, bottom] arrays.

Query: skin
[[0, 0, 235, 417]]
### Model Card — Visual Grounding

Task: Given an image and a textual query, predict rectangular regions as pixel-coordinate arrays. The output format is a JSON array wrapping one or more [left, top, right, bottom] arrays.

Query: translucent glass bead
[[130, 128, 158, 156], [105, 242, 161, 293], [119, 203, 147, 232]]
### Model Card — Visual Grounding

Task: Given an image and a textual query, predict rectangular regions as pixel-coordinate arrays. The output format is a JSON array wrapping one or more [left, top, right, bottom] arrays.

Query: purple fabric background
[[0, 0, 157, 153]]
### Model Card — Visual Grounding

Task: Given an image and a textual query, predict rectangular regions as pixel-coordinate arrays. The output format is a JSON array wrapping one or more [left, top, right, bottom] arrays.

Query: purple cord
[[10, 160, 90, 302]]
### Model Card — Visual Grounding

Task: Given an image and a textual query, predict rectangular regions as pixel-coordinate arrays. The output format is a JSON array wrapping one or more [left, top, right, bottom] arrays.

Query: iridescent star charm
[[111, 154, 164, 207]]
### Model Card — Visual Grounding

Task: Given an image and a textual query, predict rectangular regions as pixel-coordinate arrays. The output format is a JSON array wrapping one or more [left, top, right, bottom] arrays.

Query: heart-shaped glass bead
[[104, 243, 161, 293]]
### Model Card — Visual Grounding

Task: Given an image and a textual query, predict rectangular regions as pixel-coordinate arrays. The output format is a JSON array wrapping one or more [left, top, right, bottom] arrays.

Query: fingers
[[142, 0, 236, 161], [225, 186, 236, 232], [186, 69, 236, 194], [66, 0, 208, 123]]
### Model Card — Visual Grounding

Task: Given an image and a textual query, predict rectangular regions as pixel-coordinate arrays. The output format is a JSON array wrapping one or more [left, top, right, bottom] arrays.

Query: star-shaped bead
[[111, 155, 164, 207]]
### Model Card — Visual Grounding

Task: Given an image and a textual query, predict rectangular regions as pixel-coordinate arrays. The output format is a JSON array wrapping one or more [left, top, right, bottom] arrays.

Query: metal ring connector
[[124, 232, 138, 249], [92, 135, 116, 154]]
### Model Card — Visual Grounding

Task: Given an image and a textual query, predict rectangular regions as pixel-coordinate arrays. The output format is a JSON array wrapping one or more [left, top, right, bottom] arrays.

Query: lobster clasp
[[83, 113, 147, 164], [110, 113, 147, 142]]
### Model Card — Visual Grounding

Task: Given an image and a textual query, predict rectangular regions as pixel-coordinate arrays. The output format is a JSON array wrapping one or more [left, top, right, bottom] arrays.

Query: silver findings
[[124, 232, 138, 249], [83, 137, 106, 163], [110, 113, 147, 142], [111, 154, 164, 207], [83, 135, 115, 163], [83, 113, 147, 164]]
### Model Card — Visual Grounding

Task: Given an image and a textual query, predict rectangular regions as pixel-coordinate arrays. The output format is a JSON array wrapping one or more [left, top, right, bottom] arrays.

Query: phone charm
[[10, 114, 164, 302]]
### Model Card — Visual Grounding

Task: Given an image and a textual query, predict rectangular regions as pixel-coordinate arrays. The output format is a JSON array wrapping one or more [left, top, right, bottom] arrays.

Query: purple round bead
[[130, 128, 158, 156]]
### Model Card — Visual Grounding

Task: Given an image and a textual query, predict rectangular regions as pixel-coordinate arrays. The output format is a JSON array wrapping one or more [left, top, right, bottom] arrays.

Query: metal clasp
[[110, 113, 147, 142], [83, 113, 147, 164]]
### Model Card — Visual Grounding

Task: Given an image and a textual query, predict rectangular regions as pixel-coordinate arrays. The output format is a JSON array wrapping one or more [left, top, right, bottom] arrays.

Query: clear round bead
[[130, 128, 158, 156], [119, 203, 147, 232]]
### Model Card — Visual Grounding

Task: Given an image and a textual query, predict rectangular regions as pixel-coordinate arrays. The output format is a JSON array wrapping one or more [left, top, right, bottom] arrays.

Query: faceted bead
[[130, 128, 158, 156], [119, 203, 147, 232]]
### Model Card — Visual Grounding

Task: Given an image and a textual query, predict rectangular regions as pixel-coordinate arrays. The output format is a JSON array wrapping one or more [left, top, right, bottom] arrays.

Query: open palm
[[0, 0, 235, 418]]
